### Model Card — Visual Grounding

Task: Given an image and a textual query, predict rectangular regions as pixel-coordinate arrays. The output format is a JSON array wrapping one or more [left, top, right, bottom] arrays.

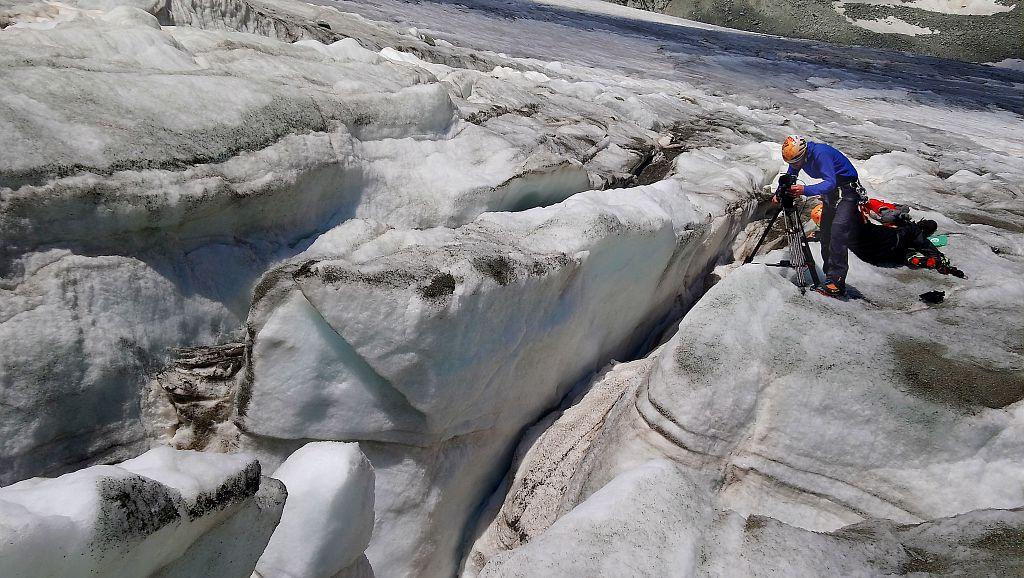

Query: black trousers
[[819, 182, 863, 282]]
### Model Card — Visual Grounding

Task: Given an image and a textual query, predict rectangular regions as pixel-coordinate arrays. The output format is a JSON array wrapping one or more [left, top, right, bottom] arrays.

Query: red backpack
[[861, 198, 911, 227]]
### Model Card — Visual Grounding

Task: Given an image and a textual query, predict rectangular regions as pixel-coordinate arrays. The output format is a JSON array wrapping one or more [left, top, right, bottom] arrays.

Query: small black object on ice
[[920, 290, 945, 304]]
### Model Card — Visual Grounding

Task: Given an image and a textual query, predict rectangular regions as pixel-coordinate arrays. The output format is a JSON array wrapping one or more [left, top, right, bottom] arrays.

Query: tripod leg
[[802, 237, 820, 286], [784, 210, 809, 288], [787, 207, 820, 287], [743, 206, 784, 264]]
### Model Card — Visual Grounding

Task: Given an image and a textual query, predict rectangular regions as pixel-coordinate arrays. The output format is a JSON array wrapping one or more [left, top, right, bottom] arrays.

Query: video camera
[[775, 173, 798, 209], [745, 171, 820, 292]]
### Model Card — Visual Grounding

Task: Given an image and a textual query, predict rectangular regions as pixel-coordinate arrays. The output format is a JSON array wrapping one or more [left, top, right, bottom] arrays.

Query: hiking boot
[[815, 278, 845, 298]]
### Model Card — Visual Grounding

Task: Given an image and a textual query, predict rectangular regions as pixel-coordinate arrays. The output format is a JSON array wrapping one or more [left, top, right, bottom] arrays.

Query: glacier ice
[[256, 442, 375, 578], [469, 258, 1024, 576], [0, 0, 671, 485], [234, 147, 774, 576], [1, 0, 1022, 575], [0, 446, 284, 578]]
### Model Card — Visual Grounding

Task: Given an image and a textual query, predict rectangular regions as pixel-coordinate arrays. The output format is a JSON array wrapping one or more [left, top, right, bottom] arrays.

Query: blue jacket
[[787, 141, 858, 197]]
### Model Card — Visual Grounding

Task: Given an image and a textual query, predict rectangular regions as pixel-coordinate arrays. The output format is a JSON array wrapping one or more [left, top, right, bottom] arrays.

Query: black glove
[[935, 257, 967, 279]]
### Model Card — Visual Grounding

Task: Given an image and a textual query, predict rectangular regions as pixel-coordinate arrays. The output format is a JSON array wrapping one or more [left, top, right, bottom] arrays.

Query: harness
[[837, 176, 866, 201]]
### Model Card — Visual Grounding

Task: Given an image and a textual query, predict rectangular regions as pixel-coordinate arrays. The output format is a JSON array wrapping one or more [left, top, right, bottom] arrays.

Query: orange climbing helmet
[[810, 203, 823, 226], [782, 135, 808, 165]]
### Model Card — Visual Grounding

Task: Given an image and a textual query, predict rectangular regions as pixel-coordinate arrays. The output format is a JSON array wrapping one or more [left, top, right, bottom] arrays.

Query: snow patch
[[535, 0, 750, 34], [989, 58, 1024, 71], [848, 15, 938, 36], [836, 0, 1016, 16]]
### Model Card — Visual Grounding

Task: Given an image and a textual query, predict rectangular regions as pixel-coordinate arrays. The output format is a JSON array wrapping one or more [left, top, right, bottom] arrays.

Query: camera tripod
[[743, 175, 821, 293]]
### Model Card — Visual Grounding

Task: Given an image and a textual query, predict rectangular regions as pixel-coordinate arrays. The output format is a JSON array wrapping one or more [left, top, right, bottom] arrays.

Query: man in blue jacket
[[781, 135, 864, 297]]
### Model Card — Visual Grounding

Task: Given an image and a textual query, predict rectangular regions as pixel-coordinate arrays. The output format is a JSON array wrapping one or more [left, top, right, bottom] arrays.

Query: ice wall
[[0, 0, 665, 485], [211, 143, 774, 577]]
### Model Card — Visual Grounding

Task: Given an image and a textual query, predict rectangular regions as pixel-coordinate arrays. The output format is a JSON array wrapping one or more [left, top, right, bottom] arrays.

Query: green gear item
[[928, 234, 948, 247]]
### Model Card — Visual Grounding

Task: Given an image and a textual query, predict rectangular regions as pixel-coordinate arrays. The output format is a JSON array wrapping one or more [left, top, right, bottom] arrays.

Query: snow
[[534, 0, 740, 33], [836, 0, 1017, 16], [990, 58, 1024, 71], [0, 447, 284, 578], [256, 442, 375, 578], [830, 0, 943, 36], [847, 15, 937, 36]]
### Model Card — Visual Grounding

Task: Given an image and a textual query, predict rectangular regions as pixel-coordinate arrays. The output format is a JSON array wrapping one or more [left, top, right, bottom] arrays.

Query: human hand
[[788, 184, 804, 197]]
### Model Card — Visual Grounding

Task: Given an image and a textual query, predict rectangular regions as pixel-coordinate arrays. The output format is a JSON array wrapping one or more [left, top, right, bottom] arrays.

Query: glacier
[[468, 259, 1024, 575], [1, 0, 1022, 576]]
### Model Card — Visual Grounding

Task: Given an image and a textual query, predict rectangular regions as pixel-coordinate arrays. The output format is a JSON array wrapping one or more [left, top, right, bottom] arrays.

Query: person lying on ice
[[780, 135, 864, 298], [809, 201, 967, 278]]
